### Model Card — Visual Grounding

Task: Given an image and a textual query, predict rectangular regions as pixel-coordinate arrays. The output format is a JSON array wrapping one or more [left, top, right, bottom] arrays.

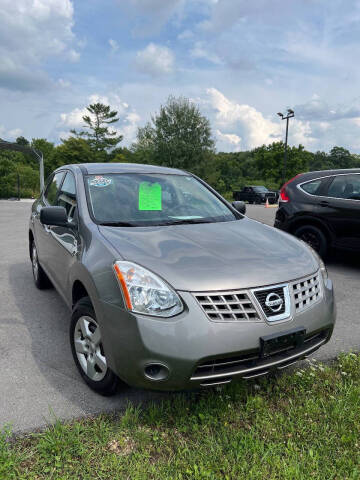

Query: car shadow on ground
[[326, 249, 360, 269], [9, 262, 172, 421]]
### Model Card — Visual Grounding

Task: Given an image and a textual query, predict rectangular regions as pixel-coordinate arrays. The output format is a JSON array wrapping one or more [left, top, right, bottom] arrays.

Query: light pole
[[277, 109, 294, 185]]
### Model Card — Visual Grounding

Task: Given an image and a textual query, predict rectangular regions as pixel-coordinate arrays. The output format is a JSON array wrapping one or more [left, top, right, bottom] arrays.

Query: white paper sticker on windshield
[[89, 176, 112, 187]]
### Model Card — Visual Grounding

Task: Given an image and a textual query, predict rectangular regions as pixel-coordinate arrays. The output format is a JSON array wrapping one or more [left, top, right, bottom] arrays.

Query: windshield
[[86, 173, 238, 226], [253, 186, 268, 193]]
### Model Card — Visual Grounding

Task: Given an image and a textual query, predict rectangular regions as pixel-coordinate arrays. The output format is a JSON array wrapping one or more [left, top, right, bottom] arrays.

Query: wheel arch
[[29, 229, 34, 259], [72, 279, 91, 308], [288, 216, 333, 243]]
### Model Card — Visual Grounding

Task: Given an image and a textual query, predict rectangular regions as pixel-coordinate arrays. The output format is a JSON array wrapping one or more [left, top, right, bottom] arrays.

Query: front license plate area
[[260, 327, 306, 358]]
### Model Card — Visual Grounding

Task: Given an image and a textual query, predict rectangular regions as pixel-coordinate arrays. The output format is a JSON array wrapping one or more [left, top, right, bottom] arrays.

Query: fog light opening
[[144, 363, 169, 381]]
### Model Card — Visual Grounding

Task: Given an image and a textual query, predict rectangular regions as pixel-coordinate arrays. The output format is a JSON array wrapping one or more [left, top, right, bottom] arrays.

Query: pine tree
[[71, 103, 123, 153]]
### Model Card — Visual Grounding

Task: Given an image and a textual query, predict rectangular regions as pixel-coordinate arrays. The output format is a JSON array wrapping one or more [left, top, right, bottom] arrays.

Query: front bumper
[[98, 277, 335, 391]]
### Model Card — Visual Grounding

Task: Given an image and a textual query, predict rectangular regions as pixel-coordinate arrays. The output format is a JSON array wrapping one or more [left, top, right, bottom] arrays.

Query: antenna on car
[[0, 139, 45, 192]]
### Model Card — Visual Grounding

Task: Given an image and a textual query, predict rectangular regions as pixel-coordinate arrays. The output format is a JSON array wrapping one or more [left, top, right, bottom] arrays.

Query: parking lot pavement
[[0, 201, 359, 432], [0, 201, 164, 433]]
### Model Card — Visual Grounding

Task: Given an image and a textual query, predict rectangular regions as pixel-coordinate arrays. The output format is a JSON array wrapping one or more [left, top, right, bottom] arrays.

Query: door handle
[[319, 201, 329, 207]]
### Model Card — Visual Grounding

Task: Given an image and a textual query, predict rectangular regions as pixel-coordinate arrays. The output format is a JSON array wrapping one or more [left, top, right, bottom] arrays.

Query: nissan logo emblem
[[265, 292, 283, 312]]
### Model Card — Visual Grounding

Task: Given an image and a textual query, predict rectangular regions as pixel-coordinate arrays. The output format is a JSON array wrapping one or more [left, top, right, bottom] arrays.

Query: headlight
[[113, 261, 183, 317]]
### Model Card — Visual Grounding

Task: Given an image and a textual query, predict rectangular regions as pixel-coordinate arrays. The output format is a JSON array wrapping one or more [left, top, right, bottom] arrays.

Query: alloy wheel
[[300, 231, 321, 252], [32, 244, 39, 281], [74, 316, 107, 381]]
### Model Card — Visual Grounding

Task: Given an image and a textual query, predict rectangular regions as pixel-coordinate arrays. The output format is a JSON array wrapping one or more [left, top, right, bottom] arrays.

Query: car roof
[[298, 168, 360, 181], [57, 163, 187, 176]]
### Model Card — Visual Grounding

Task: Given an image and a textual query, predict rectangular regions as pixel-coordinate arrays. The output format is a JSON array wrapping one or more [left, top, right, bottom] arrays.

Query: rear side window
[[300, 179, 323, 195], [56, 172, 77, 219], [44, 172, 65, 205], [326, 174, 360, 200]]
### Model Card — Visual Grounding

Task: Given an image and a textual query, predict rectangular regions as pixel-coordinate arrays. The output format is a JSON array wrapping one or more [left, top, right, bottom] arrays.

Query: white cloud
[[109, 39, 119, 52], [0, 0, 79, 91], [190, 42, 222, 64], [116, 112, 142, 143], [135, 43, 175, 76], [206, 88, 315, 150], [60, 108, 87, 129], [216, 129, 241, 151], [177, 29, 194, 41], [0, 125, 22, 140], [206, 88, 281, 148], [68, 49, 80, 63], [8, 128, 23, 138]]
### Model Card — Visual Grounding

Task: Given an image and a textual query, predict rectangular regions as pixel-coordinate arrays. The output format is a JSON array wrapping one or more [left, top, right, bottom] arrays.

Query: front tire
[[70, 297, 120, 396], [294, 225, 328, 258], [31, 241, 52, 289]]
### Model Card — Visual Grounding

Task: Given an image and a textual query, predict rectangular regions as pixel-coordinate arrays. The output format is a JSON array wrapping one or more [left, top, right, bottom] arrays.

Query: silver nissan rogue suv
[[29, 163, 335, 395]]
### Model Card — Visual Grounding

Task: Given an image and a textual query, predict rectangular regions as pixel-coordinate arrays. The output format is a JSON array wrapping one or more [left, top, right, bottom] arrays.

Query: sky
[[2, 0, 360, 153]]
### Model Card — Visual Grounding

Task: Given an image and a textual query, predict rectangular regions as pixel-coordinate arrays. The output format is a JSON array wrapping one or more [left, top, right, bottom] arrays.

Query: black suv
[[275, 169, 360, 257]]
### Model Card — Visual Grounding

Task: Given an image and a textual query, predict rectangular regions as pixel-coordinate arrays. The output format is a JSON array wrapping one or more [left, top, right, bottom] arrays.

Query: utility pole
[[17, 173, 20, 201], [277, 109, 295, 185]]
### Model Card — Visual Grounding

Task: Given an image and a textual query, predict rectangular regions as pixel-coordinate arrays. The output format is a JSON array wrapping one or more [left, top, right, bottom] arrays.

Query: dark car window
[[300, 179, 323, 195], [56, 172, 77, 220], [253, 186, 268, 193], [86, 173, 238, 226], [44, 172, 65, 205], [326, 174, 360, 200]]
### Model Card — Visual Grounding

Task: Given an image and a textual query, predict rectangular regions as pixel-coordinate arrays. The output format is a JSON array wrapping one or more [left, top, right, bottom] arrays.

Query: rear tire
[[294, 225, 328, 258], [70, 297, 120, 396], [30, 241, 52, 289]]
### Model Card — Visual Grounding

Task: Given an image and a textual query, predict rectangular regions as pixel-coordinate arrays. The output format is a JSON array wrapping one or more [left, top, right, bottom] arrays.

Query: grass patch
[[1, 353, 360, 479]]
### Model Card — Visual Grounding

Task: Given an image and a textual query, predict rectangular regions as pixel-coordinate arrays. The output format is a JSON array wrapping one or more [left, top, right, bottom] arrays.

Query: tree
[[328, 146, 353, 169], [133, 96, 214, 171], [31, 138, 55, 176], [70, 103, 123, 154], [308, 151, 331, 171], [16, 136, 29, 146], [51, 137, 95, 170], [253, 142, 311, 184]]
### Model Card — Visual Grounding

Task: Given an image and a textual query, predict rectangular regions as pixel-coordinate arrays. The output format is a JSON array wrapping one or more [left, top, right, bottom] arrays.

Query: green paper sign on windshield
[[138, 182, 162, 211]]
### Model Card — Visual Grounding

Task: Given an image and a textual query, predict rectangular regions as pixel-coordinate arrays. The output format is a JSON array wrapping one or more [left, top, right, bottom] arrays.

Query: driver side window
[[56, 172, 77, 220], [44, 172, 65, 205]]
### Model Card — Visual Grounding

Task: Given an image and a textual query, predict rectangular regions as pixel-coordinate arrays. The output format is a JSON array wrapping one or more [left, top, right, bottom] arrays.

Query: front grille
[[191, 329, 329, 381], [194, 271, 322, 323], [194, 291, 261, 322], [291, 273, 322, 313]]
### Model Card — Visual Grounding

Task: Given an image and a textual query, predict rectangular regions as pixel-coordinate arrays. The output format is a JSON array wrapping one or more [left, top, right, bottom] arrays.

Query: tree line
[[1, 96, 360, 199]]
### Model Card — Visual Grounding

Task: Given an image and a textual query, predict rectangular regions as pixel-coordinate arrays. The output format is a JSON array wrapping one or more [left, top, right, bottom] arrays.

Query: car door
[[244, 187, 252, 202], [322, 173, 360, 249], [45, 171, 81, 296], [33, 171, 65, 277]]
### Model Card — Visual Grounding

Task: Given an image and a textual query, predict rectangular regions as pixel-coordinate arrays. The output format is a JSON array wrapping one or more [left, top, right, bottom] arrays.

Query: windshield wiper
[[99, 221, 138, 227], [157, 218, 214, 226]]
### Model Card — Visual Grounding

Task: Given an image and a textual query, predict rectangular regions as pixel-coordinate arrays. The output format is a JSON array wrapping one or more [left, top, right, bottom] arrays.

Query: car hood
[[99, 217, 318, 292]]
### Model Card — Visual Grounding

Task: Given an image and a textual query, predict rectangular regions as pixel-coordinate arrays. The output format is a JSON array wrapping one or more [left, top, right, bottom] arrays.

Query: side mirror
[[40, 206, 73, 228], [232, 201, 246, 215]]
